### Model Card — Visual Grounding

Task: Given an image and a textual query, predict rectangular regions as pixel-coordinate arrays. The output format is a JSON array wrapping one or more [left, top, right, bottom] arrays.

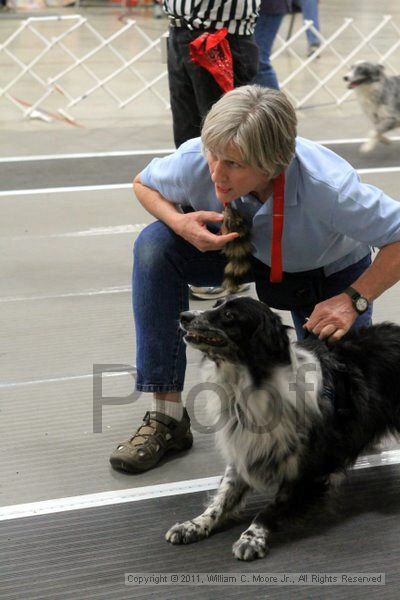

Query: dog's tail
[[221, 204, 252, 293]]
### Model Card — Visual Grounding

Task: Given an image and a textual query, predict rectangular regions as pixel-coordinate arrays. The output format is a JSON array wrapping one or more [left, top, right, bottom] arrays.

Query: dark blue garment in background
[[253, 0, 292, 89]]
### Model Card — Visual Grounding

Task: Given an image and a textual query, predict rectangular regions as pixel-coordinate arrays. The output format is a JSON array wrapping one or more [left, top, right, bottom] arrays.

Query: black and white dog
[[343, 60, 400, 153], [166, 296, 400, 561]]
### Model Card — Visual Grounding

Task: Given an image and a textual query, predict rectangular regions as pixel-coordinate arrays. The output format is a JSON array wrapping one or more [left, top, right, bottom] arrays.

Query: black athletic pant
[[167, 26, 259, 148]]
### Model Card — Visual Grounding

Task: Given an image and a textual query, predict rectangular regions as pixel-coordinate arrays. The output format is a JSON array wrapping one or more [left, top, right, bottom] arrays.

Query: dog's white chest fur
[[204, 346, 323, 491], [355, 83, 390, 123]]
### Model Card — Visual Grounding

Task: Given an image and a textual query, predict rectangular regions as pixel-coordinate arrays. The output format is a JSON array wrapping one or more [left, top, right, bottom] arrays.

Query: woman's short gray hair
[[201, 85, 297, 178]]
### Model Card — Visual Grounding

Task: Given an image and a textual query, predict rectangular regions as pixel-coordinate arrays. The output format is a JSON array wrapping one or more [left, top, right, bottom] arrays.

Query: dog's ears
[[213, 298, 226, 308], [212, 294, 237, 308], [249, 311, 290, 371], [378, 64, 385, 71], [253, 310, 289, 347]]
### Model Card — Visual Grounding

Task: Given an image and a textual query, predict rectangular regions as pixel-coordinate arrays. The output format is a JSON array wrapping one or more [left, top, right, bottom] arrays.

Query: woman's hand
[[174, 211, 239, 252], [303, 293, 357, 342]]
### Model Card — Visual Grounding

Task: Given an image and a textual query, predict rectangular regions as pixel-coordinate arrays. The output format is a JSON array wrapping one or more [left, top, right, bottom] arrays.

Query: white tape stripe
[[353, 448, 400, 470], [0, 477, 221, 521], [0, 149, 174, 163], [0, 369, 134, 389], [0, 373, 92, 388], [1, 138, 400, 163], [0, 285, 131, 303], [1, 450, 399, 521], [0, 183, 132, 196], [2, 166, 400, 198], [357, 167, 400, 175], [49, 223, 146, 237], [315, 136, 400, 145], [6, 224, 148, 240]]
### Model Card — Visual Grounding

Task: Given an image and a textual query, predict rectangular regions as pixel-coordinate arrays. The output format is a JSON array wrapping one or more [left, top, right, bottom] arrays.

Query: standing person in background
[[162, 0, 260, 149], [163, 0, 259, 298], [153, 0, 163, 19], [253, 0, 292, 90], [297, 0, 321, 56]]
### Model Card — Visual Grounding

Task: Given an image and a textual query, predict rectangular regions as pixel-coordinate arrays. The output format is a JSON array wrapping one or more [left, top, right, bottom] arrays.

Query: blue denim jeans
[[133, 221, 372, 392], [299, 0, 320, 47], [252, 13, 284, 90]]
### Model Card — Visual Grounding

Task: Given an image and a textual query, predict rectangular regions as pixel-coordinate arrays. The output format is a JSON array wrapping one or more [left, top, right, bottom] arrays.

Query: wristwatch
[[343, 286, 369, 315]]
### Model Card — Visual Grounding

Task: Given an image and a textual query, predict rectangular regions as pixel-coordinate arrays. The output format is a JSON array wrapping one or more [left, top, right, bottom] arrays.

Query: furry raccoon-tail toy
[[221, 204, 252, 293]]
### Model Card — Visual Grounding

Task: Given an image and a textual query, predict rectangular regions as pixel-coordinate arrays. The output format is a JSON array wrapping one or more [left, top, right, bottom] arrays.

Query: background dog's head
[[180, 297, 291, 379], [343, 61, 385, 89]]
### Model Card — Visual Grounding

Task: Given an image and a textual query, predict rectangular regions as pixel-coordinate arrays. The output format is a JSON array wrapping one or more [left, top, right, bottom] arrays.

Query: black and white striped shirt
[[164, 0, 260, 35]]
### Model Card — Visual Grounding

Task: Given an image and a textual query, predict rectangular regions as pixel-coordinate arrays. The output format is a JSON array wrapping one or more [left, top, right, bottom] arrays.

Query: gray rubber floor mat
[[1, 464, 399, 599], [0, 154, 165, 191]]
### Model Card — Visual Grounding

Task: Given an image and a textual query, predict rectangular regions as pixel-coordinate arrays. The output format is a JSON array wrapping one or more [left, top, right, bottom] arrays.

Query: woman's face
[[206, 143, 272, 204]]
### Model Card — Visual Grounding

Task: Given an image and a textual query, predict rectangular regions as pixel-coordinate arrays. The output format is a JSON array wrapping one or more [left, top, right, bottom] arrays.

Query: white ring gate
[[0, 13, 399, 122]]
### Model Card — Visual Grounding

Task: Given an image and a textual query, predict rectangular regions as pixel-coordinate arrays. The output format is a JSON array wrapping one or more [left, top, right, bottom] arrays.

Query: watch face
[[356, 297, 368, 312]]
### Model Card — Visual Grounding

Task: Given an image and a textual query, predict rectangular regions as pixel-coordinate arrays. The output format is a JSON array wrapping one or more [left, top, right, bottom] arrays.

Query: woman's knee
[[134, 221, 183, 270]]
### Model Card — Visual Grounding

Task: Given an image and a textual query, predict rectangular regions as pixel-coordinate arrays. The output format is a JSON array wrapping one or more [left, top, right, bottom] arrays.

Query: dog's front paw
[[360, 141, 376, 154], [232, 529, 269, 561], [165, 519, 209, 545], [380, 134, 391, 145]]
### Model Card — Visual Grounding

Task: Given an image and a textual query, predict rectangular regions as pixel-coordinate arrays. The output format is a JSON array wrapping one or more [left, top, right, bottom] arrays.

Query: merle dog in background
[[166, 297, 400, 561], [344, 60, 400, 153]]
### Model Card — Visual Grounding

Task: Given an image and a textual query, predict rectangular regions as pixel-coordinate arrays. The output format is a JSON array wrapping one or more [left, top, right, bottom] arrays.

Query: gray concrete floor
[[1, 0, 400, 509]]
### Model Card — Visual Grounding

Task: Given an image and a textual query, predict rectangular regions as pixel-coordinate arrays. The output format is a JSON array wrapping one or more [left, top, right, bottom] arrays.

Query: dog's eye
[[223, 310, 235, 321]]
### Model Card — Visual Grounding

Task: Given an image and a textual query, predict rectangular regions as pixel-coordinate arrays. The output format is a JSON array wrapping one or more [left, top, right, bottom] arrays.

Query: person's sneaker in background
[[307, 43, 321, 58], [189, 284, 251, 300]]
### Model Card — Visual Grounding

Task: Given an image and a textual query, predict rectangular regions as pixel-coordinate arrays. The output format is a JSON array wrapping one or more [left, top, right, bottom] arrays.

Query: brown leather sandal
[[110, 409, 193, 473]]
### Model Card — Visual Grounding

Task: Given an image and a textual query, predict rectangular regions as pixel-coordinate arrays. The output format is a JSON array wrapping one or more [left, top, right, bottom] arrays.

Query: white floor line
[[0, 183, 131, 197], [7, 224, 148, 240], [0, 149, 174, 163], [0, 477, 221, 522], [0, 369, 134, 389], [315, 136, 400, 145], [357, 166, 400, 175], [1, 138, 399, 163], [1, 165, 400, 199], [1, 449, 400, 522], [0, 285, 131, 303]]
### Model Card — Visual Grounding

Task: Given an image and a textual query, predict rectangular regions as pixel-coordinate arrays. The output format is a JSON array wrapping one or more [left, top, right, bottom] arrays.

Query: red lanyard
[[223, 170, 285, 283], [270, 172, 285, 283]]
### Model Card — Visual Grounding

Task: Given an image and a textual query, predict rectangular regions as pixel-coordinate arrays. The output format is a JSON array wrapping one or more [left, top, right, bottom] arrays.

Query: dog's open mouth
[[347, 79, 366, 89], [184, 330, 227, 347]]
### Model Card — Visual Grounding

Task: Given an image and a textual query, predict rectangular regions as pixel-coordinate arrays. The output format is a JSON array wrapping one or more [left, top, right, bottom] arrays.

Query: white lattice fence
[[0, 14, 169, 122], [1, 13, 400, 122], [274, 14, 400, 108]]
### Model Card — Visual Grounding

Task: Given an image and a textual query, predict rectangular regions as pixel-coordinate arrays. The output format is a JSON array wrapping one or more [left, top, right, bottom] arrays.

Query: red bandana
[[189, 28, 234, 93]]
